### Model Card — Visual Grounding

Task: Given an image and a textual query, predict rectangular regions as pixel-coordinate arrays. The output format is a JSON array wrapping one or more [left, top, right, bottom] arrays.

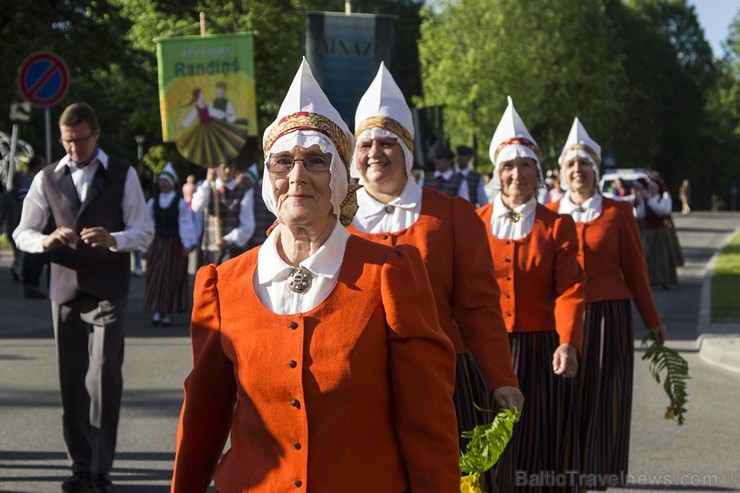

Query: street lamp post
[[135, 135, 145, 160]]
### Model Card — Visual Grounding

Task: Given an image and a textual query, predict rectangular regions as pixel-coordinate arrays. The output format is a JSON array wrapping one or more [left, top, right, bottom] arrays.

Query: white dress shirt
[[352, 179, 423, 233], [255, 221, 350, 315], [458, 168, 489, 206], [431, 169, 470, 200], [146, 191, 198, 249], [558, 192, 603, 223], [13, 149, 154, 253], [489, 193, 538, 240], [191, 178, 255, 248]]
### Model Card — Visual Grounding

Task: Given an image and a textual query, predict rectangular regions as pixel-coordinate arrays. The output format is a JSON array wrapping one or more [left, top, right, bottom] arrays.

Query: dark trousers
[[22, 250, 50, 288], [51, 294, 127, 475]]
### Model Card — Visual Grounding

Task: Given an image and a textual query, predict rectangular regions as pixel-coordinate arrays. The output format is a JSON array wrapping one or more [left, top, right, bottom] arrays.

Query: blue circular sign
[[17, 51, 70, 107]]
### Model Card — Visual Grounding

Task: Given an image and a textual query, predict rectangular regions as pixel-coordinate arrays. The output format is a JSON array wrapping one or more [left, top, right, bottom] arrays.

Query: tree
[[418, 0, 621, 173]]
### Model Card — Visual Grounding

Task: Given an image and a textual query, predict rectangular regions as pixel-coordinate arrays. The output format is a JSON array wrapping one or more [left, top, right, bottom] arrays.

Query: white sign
[[10, 102, 32, 123]]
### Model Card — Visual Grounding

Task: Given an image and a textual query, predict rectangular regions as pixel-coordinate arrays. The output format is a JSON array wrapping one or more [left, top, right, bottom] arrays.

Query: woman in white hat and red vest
[[477, 97, 585, 492], [144, 162, 198, 326], [348, 64, 523, 473], [547, 117, 667, 489], [170, 59, 460, 493]]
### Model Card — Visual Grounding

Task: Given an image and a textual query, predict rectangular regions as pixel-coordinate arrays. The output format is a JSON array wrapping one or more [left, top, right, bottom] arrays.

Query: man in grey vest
[[13, 102, 153, 493], [456, 145, 489, 208], [424, 145, 470, 199]]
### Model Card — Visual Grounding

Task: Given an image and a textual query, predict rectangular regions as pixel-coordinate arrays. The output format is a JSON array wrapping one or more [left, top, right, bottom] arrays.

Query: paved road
[[1, 212, 739, 493]]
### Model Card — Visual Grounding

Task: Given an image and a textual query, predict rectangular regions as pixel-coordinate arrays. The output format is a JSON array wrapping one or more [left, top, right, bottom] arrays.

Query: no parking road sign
[[17, 51, 70, 107]]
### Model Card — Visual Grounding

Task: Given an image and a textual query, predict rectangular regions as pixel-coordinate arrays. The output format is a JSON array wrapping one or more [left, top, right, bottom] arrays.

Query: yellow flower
[[665, 407, 676, 420], [460, 473, 483, 493]]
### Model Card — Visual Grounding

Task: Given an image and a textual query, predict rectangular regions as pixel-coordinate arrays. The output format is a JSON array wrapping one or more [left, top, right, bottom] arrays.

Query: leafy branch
[[641, 335, 689, 425], [459, 406, 520, 493]]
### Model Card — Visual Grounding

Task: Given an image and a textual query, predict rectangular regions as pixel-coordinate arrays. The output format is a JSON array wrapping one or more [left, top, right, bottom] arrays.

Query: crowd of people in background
[[0, 61, 689, 492]]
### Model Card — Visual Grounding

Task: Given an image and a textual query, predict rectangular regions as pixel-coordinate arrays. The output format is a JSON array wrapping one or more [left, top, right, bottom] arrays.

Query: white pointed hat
[[489, 96, 541, 166], [158, 162, 178, 186], [263, 57, 353, 166], [489, 97, 544, 189], [261, 58, 358, 226], [558, 117, 601, 165], [558, 117, 601, 190], [352, 62, 415, 179], [354, 62, 415, 146]]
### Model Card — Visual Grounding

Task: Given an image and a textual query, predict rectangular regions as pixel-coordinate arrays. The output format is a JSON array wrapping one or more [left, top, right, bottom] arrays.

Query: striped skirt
[[577, 300, 633, 490], [455, 351, 494, 491], [144, 234, 189, 315], [640, 227, 678, 286], [665, 216, 684, 267], [491, 331, 581, 493]]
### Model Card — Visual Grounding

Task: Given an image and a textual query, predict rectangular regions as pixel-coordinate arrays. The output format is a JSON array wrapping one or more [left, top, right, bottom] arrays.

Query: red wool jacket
[[171, 237, 460, 493], [477, 203, 585, 352], [349, 187, 519, 391], [546, 197, 662, 329]]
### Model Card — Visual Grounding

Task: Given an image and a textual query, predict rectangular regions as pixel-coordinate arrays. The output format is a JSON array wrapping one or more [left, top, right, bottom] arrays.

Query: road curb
[[696, 222, 740, 374], [698, 334, 740, 374]]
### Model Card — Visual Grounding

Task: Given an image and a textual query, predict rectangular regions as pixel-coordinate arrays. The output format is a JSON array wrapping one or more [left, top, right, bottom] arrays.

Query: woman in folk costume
[[477, 97, 585, 493], [546, 118, 667, 490], [171, 59, 460, 493], [348, 63, 523, 452], [144, 163, 197, 326], [638, 172, 679, 288]]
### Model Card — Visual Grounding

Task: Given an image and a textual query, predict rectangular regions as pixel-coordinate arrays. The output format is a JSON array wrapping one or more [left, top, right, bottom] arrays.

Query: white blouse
[[352, 179, 423, 233], [146, 191, 198, 249], [254, 221, 350, 315], [558, 192, 603, 223], [489, 194, 538, 240]]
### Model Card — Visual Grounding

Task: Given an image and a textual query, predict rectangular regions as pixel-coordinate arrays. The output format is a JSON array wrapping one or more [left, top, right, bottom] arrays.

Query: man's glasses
[[267, 154, 332, 174], [59, 129, 97, 146]]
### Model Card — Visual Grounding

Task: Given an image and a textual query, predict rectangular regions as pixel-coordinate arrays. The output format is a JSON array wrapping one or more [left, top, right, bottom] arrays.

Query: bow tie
[[72, 148, 99, 169]]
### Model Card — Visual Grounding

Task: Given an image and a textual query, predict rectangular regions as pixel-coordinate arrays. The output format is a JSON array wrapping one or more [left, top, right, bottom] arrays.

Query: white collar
[[560, 192, 603, 215], [257, 221, 349, 284], [159, 190, 176, 200], [216, 178, 237, 190], [56, 148, 109, 172], [434, 169, 455, 180], [493, 193, 537, 219], [355, 178, 422, 219], [458, 168, 471, 176]]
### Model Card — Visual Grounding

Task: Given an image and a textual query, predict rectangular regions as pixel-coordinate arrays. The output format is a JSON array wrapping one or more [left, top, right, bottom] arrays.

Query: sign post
[[17, 51, 71, 163]]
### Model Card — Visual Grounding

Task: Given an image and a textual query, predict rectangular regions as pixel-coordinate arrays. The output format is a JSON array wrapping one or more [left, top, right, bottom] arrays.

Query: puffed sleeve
[[171, 265, 236, 493], [617, 201, 662, 329], [381, 245, 460, 493], [451, 197, 519, 390], [552, 214, 586, 352]]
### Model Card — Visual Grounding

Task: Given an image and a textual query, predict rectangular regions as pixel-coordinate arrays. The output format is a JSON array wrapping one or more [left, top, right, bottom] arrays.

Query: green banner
[[157, 33, 257, 167]]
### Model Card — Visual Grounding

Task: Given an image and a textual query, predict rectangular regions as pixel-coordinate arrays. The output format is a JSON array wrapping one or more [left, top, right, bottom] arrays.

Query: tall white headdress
[[352, 62, 415, 179]]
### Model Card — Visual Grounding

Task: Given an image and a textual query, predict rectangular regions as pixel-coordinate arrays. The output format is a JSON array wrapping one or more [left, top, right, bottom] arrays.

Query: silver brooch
[[384, 205, 394, 213], [287, 266, 312, 294]]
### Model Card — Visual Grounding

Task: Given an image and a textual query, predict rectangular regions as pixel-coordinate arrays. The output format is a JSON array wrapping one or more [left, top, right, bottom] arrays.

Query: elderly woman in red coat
[[478, 97, 585, 493], [170, 59, 460, 493], [548, 117, 667, 490]]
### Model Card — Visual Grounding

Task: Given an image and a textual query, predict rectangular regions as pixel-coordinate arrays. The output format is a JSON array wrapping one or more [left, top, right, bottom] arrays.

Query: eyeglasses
[[58, 129, 97, 146], [267, 154, 332, 174]]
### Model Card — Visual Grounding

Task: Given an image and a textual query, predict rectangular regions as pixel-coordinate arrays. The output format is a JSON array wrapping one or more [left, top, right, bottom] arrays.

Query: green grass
[[0, 235, 10, 251], [712, 231, 740, 323]]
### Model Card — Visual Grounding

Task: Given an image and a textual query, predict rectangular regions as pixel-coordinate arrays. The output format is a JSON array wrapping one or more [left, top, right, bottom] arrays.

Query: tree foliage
[[418, 0, 735, 206]]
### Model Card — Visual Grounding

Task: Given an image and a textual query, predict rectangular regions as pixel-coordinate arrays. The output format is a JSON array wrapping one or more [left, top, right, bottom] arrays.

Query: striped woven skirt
[[144, 234, 189, 315], [665, 216, 684, 267], [577, 300, 633, 490], [491, 331, 581, 493], [640, 227, 678, 286], [455, 351, 494, 491]]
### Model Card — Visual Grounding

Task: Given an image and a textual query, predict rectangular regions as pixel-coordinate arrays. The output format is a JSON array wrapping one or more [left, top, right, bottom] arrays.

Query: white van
[[599, 168, 647, 198]]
